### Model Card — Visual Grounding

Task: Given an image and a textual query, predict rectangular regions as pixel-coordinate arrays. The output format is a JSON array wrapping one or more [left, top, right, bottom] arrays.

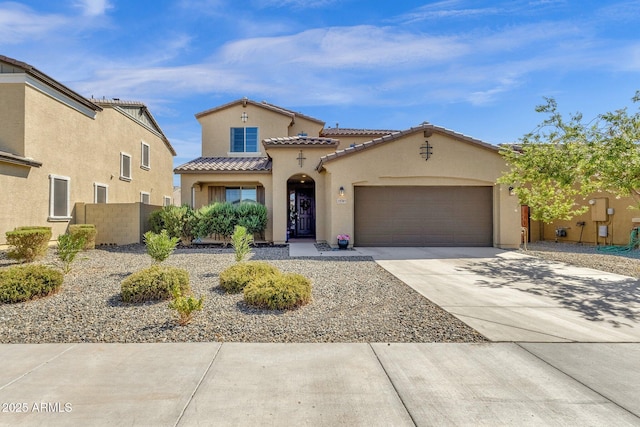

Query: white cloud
[[0, 3, 68, 43], [74, 0, 112, 17]]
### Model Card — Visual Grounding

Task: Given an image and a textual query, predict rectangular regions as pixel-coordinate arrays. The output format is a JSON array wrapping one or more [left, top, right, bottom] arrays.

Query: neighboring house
[[175, 98, 521, 248], [0, 55, 176, 245]]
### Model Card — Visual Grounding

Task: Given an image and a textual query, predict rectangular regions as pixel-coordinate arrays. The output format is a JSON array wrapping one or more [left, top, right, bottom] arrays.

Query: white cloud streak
[[74, 0, 112, 16]]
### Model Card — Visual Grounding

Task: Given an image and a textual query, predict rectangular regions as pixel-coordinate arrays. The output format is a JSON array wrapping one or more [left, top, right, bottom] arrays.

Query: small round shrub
[[243, 272, 312, 310], [6, 226, 52, 262], [121, 265, 190, 303], [69, 224, 97, 249], [219, 261, 280, 293], [0, 264, 64, 303]]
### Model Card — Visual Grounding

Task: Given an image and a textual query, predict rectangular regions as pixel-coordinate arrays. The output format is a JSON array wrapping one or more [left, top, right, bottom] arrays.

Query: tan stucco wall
[[198, 104, 324, 157], [81, 202, 160, 246], [179, 172, 274, 241], [0, 83, 25, 156], [531, 193, 640, 246], [0, 82, 174, 244], [320, 130, 522, 249], [267, 147, 335, 244]]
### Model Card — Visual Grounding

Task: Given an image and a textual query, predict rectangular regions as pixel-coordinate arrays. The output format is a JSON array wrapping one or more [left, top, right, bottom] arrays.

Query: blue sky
[[2, 0, 640, 183]]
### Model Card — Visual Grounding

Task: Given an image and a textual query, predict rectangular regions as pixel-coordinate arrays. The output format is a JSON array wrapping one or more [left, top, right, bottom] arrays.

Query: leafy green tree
[[498, 91, 640, 223]]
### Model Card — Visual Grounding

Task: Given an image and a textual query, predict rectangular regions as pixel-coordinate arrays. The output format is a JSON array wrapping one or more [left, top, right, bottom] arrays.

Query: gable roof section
[[0, 55, 101, 114], [195, 98, 325, 125], [320, 128, 398, 137], [316, 123, 499, 171], [174, 157, 272, 173], [263, 136, 339, 148], [89, 98, 176, 156]]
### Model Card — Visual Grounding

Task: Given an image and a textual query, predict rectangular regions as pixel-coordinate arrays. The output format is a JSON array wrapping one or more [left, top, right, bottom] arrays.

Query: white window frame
[[140, 191, 150, 205], [94, 182, 109, 204], [163, 196, 171, 206], [141, 142, 150, 170], [120, 152, 132, 181], [48, 174, 71, 221]]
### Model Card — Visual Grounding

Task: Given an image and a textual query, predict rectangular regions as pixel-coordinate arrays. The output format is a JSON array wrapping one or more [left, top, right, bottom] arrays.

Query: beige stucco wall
[[319, 130, 522, 249], [266, 147, 335, 244], [530, 193, 640, 246], [0, 82, 174, 245]]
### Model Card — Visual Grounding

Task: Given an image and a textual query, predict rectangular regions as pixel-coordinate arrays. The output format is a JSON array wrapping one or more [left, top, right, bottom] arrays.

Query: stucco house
[[175, 98, 521, 248], [0, 55, 176, 245]]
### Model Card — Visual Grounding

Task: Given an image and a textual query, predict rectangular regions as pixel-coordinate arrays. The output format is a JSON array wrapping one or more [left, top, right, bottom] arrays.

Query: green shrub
[[69, 224, 97, 250], [57, 233, 86, 273], [236, 202, 268, 237], [231, 225, 253, 262], [121, 265, 190, 303], [168, 285, 204, 326], [6, 226, 52, 262], [243, 272, 312, 310], [149, 205, 197, 245], [144, 230, 179, 263], [219, 261, 280, 293], [0, 264, 64, 303]]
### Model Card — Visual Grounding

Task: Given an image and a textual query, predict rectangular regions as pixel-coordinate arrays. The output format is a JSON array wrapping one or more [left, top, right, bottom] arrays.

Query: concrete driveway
[[357, 247, 640, 342]]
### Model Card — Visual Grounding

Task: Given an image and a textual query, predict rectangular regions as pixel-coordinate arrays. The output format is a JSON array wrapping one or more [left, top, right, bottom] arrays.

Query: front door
[[296, 190, 315, 237]]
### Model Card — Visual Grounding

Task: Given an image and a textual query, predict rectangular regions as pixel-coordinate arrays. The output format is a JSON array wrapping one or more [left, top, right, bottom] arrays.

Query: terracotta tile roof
[[0, 55, 101, 113], [316, 123, 499, 171], [195, 98, 325, 125], [174, 157, 272, 173], [263, 136, 339, 147], [320, 128, 398, 137]]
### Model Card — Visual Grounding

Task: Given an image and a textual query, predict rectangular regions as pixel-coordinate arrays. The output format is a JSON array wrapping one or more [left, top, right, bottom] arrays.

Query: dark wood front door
[[296, 191, 315, 237]]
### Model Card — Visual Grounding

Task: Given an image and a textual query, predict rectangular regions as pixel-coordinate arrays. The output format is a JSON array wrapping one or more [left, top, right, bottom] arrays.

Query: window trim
[[120, 152, 132, 181], [140, 191, 151, 205], [140, 142, 150, 170], [48, 174, 71, 221], [163, 196, 171, 207], [94, 182, 109, 204], [229, 127, 259, 153]]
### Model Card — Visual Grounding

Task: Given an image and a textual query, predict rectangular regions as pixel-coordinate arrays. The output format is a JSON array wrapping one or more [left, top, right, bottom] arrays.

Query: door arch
[[287, 174, 315, 238]]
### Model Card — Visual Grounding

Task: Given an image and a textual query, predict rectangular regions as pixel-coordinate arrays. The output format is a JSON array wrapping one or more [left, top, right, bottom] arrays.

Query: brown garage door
[[354, 186, 493, 247]]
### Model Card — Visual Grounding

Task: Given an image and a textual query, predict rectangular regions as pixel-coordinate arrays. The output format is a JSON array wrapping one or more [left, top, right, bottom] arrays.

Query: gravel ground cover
[[521, 241, 640, 278], [0, 245, 486, 343]]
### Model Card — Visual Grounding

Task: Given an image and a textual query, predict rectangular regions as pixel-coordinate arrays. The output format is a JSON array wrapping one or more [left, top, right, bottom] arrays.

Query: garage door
[[354, 186, 493, 247]]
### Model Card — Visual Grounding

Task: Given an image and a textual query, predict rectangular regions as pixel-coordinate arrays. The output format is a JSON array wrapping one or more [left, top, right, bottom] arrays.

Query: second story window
[[230, 127, 258, 153], [141, 142, 150, 170]]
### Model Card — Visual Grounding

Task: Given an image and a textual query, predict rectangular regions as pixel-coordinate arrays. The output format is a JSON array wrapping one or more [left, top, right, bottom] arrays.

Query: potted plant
[[337, 234, 350, 249]]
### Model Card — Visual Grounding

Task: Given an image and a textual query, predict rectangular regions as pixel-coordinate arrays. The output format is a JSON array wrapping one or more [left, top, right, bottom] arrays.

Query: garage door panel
[[354, 186, 492, 247]]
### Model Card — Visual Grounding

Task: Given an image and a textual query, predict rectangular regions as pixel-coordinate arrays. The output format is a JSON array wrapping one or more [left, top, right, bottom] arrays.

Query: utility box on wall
[[591, 198, 609, 222]]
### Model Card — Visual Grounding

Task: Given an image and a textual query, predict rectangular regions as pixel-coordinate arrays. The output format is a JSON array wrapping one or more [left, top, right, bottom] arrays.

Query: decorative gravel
[[0, 245, 486, 344], [521, 241, 640, 278]]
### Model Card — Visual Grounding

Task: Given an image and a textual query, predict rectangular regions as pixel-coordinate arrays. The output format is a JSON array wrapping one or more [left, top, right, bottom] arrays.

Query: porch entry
[[287, 174, 315, 239]]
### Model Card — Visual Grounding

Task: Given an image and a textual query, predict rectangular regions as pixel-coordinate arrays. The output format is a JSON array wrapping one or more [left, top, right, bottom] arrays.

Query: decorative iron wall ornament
[[297, 150, 306, 167], [420, 140, 433, 161]]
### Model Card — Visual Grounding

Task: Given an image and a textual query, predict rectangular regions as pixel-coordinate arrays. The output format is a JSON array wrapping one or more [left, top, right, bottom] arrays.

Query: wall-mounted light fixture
[[588, 199, 596, 205], [508, 186, 515, 196], [339, 186, 345, 197]]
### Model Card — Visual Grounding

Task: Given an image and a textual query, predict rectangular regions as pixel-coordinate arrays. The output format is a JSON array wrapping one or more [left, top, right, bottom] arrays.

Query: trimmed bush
[[219, 261, 280, 293], [6, 226, 52, 262], [149, 205, 197, 245], [243, 272, 312, 310], [195, 202, 268, 243], [236, 203, 268, 237], [121, 265, 190, 303], [0, 264, 64, 303], [69, 224, 97, 250]]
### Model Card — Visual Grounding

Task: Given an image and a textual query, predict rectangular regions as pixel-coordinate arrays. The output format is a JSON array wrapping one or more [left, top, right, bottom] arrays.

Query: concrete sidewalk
[[0, 342, 638, 426]]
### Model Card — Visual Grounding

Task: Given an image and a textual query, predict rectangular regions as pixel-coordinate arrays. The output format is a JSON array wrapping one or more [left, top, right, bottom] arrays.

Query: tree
[[498, 91, 640, 223]]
